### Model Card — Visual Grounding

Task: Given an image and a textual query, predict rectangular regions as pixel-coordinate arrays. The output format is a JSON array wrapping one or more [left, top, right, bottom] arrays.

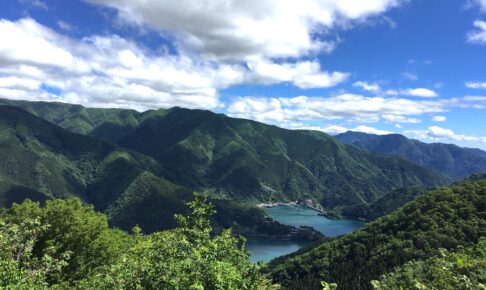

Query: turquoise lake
[[246, 205, 365, 263]]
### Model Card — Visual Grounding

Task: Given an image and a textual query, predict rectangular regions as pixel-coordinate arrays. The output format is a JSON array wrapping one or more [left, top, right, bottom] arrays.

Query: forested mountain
[[267, 175, 486, 289], [0, 105, 304, 237], [336, 131, 486, 180], [0, 98, 169, 141], [0, 105, 194, 230], [0, 100, 448, 211]]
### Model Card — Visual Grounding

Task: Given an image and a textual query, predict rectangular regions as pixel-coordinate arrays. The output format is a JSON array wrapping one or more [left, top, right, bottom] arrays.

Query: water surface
[[246, 205, 364, 262], [246, 239, 307, 263], [265, 205, 365, 237]]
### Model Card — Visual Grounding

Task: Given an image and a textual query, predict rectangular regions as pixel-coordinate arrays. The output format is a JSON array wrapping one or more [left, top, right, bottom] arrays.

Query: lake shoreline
[[257, 200, 331, 218], [246, 205, 365, 262]]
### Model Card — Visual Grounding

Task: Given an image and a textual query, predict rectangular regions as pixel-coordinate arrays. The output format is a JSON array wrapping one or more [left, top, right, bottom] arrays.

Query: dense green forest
[[267, 176, 486, 289], [0, 100, 448, 213], [0, 193, 278, 289], [1, 181, 485, 289], [0, 100, 485, 290], [0, 105, 319, 239], [336, 131, 486, 180]]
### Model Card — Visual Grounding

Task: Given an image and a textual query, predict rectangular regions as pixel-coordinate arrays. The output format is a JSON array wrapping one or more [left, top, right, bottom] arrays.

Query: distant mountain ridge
[[0, 99, 448, 211], [336, 131, 486, 180]]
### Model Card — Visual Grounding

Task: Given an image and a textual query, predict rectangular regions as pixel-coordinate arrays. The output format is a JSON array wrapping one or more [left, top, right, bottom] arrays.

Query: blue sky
[[1, 0, 486, 149]]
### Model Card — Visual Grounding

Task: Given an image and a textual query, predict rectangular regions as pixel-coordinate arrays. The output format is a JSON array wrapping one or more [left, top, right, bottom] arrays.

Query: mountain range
[[336, 131, 486, 180], [0, 99, 448, 213], [1, 98, 485, 289]]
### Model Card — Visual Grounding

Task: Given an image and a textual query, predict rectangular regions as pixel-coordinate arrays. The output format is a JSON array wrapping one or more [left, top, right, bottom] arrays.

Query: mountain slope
[[0, 99, 449, 211], [267, 176, 486, 289], [0, 105, 317, 238], [0, 98, 169, 142], [336, 131, 486, 180], [115, 107, 448, 208], [0, 105, 164, 209]]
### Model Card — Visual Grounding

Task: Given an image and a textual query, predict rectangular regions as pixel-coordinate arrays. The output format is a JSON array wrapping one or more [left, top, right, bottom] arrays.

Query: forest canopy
[[0, 193, 277, 289]]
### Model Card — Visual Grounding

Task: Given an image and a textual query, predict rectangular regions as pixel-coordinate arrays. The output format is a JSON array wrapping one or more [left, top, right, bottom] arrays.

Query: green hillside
[[267, 176, 486, 289], [0, 105, 163, 208], [336, 131, 486, 180], [116, 107, 448, 209], [0, 105, 314, 238], [0, 98, 169, 142], [0, 99, 449, 212]]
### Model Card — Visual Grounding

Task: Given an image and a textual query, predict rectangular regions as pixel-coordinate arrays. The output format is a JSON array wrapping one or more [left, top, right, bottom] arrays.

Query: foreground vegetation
[[268, 176, 486, 289], [0, 193, 277, 289]]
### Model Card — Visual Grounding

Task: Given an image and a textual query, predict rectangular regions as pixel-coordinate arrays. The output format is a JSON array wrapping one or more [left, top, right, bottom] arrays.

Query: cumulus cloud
[[0, 0, 410, 109], [227, 94, 447, 125], [432, 115, 447, 122], [353, 81, 381, 92], [227, 93, 486, 127], [353, 81, 438, 98], [391, 88, 438, 98], [246, 59, 349, 89], [280, 123, 392, 135], [406, 126, 486, 144], [0, 18, 350, 110], [0, 18, 241, 109], [466, 81, 486, 89], [85, 0, 403, 61], [350, 125, 393, 135], [467, 20, 486, 44]]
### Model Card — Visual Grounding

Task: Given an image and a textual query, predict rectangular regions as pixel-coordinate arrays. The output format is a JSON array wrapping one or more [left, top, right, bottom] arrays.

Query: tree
[[0, 194, 279, 289]]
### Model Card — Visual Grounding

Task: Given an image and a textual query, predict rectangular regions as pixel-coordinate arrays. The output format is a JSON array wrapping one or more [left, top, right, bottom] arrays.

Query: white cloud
[[381, 114, 421, 123], [386, 88, 438, 97], [432, 115, 447, 122], [352, 80, 438, 99], [399, 88, 438, 98], [85, 0, 403, 61], [0, 76, 41, 91], [246, 59, 349, 89], [282, 123, 392, 135], [319, 125, 349, 135], [352, 125, 393, 135], [227, 93, 486, 128], [405, 126, 486, 144], [467, 20, 486, 44], [466, 81, 486, 89], [57, 21, 74, 32], [227, 94, 447, 125], [353, 81, 438, 99], [0, 18, 349, 110], [353, 81, 381, 92]]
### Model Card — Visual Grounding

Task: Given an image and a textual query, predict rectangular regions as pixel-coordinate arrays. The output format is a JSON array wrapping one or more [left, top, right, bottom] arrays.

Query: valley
[[1, 2, 486, 289], [0, 99, 484, 289]]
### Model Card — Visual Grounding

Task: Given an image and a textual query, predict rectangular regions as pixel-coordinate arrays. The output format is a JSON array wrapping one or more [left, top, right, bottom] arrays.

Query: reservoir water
[[246, 205, 365, 263]]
